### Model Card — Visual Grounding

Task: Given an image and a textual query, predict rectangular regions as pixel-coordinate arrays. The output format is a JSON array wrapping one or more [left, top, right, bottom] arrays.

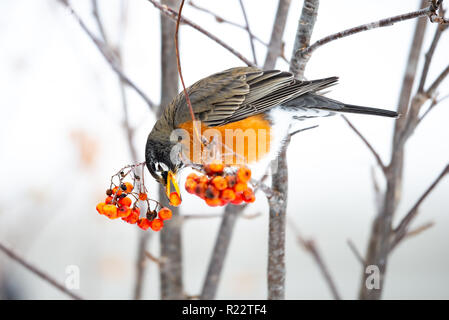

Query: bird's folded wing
[[173, 66, 338, 127]]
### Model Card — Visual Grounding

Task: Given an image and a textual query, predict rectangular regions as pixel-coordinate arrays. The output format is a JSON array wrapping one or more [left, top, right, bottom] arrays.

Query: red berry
[[118, 196, 132, 207], [117, 205, 131, 218], [123, 207, 140, 224], [158, 207, 172, 221], [150, 218, 164, 231], [211, 176, 227, 191], [137, 218, 151, 230], [169, 192, 182, 207], [237, 167, 251, 183]]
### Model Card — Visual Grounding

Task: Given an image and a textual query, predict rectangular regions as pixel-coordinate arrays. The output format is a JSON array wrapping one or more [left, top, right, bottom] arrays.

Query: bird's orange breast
[[178, 115, 272, 165]]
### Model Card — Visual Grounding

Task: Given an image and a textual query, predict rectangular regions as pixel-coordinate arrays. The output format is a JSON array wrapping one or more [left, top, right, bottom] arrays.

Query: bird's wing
[[173, 67, 338, 127]]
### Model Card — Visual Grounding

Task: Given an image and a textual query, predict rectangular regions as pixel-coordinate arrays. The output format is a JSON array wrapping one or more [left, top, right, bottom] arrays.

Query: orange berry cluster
[[96, 181, 172, 232], [185, 162, 255, 207]]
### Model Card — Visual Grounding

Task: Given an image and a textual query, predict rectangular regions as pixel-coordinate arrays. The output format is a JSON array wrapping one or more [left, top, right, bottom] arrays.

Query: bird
[[145, 67, 397, 199]]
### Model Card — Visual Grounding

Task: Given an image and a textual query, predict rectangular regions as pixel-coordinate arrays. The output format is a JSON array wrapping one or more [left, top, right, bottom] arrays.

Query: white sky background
[[0, 0, 448, 299]]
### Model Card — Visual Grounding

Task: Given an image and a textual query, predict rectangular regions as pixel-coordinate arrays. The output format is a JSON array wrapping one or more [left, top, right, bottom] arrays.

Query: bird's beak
[[166, 170, 181, 200]]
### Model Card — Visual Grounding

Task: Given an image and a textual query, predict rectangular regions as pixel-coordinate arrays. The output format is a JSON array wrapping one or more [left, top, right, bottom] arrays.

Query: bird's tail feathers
[[285, 93, 398, 118]]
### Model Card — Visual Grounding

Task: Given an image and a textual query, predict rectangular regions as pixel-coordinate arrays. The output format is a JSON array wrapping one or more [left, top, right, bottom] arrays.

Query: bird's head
[[145, 138, 182, 201]]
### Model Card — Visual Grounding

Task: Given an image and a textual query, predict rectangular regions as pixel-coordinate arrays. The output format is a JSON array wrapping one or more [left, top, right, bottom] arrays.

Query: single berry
[[186, 172, 199, 181], [123, 208, 140, 224], [242, 188, 255, 203], [230, 193, 244, 205], [105, 196, 114, 205], [237, 167, 251, 183], [225, 175, 237, 188], [117, 205, 132, 218], [205, 160, 224, 175], [234, 182, 248, 193], [138, 193, 148, 201], [103, 204, 118, 219], [169, 192, 182, 207], [211, 176, 227, 191], [205, 197, 221, 207], [185, 179, 197, 194], [137, 218, 151, 230], [195, 182, 208, 199], [121, 182, 133, 193], [149, 218, 164, 231], [221, 189, 236, 202], [158, 207, 172, 221], [96, 202, 106, 215], [205, 185, 219, 200], [106, 189, 113, 196], [112, 186, 123, 196], [118, 196, 132, 207], [198, 175, 209, 184]]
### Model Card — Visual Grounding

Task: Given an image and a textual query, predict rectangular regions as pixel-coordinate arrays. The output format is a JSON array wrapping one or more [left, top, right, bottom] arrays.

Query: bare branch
[[264, 0, 292, 69], [359, 0, 430, 300], [238, 0, 258, 65], [347, 239, 365, 266], [158, 0, 184, 300], [426, 63, 449, 97], [289, 220, 341, 300], [301, 3, 439, 57], [145, 251, 165, 266], [201, 204, 243, 300], [403, 221, 435, 239], [417, 16, 448, 93], [0, 242, 83, 300], [146, 0, 256, 66], [341, 115, 387, 174], [58, 0, 156, 111], [267, 138, 289, 300], [391, 164, 449, 250], [289, 0, 320, 79]]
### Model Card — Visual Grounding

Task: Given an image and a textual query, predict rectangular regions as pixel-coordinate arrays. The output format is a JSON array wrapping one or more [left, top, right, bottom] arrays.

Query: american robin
[[146, 67, 397, 198]]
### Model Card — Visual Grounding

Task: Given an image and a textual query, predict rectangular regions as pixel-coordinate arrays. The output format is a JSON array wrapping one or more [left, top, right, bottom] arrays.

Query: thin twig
[[264, 0, 292, 69], [341, 115, 387, 174], [58, 0, 156, 111], [426, 63, 449, 97], [403, 221, 435, 239], [347, 239, 365, 266], [390, 164, 449, 250], [238, 0, 258, 65], [289, 219, 341, 300], [188, 0, 269, 47], [145, 251, 165, 266], [146, 0, 255, 66], [417, 18, 447, 93], [0, 242, 83, 300]]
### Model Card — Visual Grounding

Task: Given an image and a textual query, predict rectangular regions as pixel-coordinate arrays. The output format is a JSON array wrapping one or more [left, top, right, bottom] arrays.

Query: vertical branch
[[289, 0, 320, 79], [200, 205, 241, 300], [266, 0, 319, 300], [263, 0, 292, 69], [199, 0, 294, 300], [238, 0, 258, 65], [267, 139, 289, 300], [158, 0, 184, 300], [89, 0, 149, 300], [359, 0, 428, 300]]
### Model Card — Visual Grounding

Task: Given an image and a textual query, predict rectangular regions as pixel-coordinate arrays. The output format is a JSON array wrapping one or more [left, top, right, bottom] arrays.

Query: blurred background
[[0, 0, 448, 299]]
